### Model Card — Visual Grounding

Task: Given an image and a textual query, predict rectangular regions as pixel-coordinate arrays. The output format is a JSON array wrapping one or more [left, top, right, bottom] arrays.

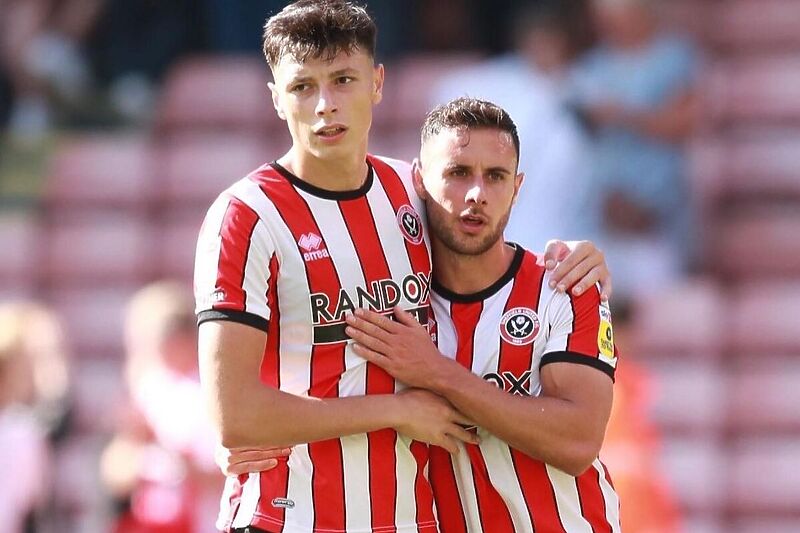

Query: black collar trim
[[270, 160, 373, 200], [432, 244, 525, 303]]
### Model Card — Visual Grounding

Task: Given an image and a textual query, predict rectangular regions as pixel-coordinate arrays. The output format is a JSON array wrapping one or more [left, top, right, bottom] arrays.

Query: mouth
[[314, 124, 348, 138], [459, 212, 487, 232]]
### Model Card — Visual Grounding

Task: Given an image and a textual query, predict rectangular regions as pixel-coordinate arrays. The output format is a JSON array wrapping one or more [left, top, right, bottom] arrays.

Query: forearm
[[430, 362, 604, 475], [211, 384, 401, 448]]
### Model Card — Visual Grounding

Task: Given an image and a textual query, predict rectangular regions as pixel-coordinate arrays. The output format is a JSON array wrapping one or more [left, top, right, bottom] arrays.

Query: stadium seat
[[731, 517, 800, 533], [707, 0, 800, 51], [382, 53, 483, 128], [43, 213, 155, 284], [659, 436, 727, 513], [156, 55, 279, 136], [727, 356, 800, 433], [718, 135, 800, 200], [156, 133, 274, 208], [712, 207, 800, 279], [159, 210, 205, 280], [727, 282, 800, 352], [630, 278, 725, 358], [645, 360, 727, 435], [728, 437, 800, 513], [44, 134, 155, 209], [0, 212, 40, 290], [46, 285, 137, 359], [706, 57, 800, 125]]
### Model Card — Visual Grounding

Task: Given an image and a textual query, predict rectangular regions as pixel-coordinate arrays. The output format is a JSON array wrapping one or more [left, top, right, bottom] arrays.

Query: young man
[[345, 98, 621, 532], [195, 1, 611, 532]]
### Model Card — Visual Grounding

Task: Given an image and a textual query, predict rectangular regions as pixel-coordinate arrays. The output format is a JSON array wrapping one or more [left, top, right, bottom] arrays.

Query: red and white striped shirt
[[428, 246, 621, 533], [194, 156, 435, 533]]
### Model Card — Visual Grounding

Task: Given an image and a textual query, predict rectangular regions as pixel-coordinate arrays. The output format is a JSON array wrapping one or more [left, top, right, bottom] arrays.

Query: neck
[[280, 142, 369, 191], [432, 239, 517, 295]]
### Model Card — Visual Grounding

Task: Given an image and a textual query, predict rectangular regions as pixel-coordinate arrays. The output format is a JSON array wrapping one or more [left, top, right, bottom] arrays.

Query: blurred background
[[0, 0, 798, 532]]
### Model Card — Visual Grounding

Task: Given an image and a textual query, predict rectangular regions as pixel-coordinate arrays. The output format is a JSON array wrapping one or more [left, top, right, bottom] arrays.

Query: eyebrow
[[288, 68, 359, 85], [444, 163, 512, 174]]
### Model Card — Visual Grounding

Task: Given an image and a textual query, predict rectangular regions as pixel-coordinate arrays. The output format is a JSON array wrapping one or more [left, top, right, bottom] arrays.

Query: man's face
[[416, 127, 523, 256], [270, 48, 384, 161]]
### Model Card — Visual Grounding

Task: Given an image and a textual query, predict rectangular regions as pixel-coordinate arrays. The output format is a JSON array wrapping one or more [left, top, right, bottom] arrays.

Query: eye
[[336, 76, 355, 85], [449, 168, 467, 178], [488, 171, 506, 181], [290, 83, 310, 93]]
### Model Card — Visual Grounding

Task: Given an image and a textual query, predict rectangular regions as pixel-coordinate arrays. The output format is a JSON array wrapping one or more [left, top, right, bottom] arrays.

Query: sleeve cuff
[[539, 351, 616, 382], [197, 309, 269, 332]]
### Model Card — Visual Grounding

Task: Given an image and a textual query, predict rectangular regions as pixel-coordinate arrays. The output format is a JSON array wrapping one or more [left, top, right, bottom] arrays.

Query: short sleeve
[[194, 193, 276, 331], [540, 285, 617, 381]]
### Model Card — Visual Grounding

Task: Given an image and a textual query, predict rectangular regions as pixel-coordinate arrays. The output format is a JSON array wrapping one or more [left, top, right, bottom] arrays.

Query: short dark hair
[[421, 97, 520, 162], [262, 0, 377, 69]]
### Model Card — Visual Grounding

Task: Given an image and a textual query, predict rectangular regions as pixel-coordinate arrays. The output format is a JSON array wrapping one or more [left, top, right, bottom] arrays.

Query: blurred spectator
[[431, 0, 599, 250], [573, 0, 699, 296], [0, 0, 103, 138], [0, 301, 71, 532], [101, 280, 221, 533]]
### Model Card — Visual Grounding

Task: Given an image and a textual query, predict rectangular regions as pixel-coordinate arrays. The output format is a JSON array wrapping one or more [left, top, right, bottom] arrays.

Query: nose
[[465, 175, 487, 205], [315, 85, 338, 116]]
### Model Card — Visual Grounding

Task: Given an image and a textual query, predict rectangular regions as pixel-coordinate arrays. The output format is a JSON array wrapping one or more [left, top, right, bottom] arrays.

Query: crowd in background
[[1, 0, 767, 532]]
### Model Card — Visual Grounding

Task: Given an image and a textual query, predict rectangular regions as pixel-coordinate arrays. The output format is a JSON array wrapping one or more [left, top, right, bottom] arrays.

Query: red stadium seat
[[707, 0, 800, 51], [728, 437, 800, 514], [645, 360, 727, 434], [159, 210, 205, 280], [43, 213, 155, 284], [730, 517, 800, 533], [727, 282, 800, 352], [727, 357, 800, 433], [157, 133, 274, 207], [46, 285, 136, 358], [630, 278, 725, 358], [706, 57, 800, 125], [156, 55, 279, 135], [659, 436, 727, 513], [712, 207, 800, 279], [719, 135, 800, 200], [45, 134, 155, 209], [0, 213, 40, 290], [382, 53, 483, 128]]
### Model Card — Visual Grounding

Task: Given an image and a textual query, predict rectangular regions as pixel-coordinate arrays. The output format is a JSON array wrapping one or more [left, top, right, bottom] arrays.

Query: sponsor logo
[[499, 307, 540, 346], [298, 232, 330, 262], [196, 288, 226, 308], [272, 497, 295, 509], [397, 205, 423, 245], [598, 306, 615, 363], [309, 272, 431, 344], [484, 371, 532, 396]]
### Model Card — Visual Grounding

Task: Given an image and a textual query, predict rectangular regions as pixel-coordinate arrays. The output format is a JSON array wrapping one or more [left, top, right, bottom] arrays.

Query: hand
[[215, 444, 291, 477], [345, 307, 451, 390], [392, 388, 479, 454], [543, 240, 612, 301]]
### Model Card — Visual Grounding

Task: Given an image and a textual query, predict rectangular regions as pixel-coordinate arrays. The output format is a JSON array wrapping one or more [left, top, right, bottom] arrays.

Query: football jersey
[[428, 245, 620, 533], [194, 156, 435, 533]]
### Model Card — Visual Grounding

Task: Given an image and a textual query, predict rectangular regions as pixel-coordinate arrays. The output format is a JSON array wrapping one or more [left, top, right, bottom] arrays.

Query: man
[[195, 2, 611, 532], [344, 98, 621, 532]]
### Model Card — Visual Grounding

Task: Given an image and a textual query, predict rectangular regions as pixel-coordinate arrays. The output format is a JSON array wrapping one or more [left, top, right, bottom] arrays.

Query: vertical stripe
[[465, 444, 516, 533], [598, 460, 621, 533], [547, 465, 594, 533], [566, 288, 602, 356], [255, 169, 346, 533], [450, 302, 482, 369], [231, 474, 262, 528], [213, 197, 259, 312], [430, 446, 468, 533], [369, 156, 432, 278], [261, 253, 281, 387], [339, 195, 398, 532], [575, 466, 613, 533]]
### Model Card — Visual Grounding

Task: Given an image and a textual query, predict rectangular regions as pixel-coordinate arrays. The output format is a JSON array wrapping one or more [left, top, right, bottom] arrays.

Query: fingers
[[350, 342, 390, 368], [448, 424, 480, 446], [393, 306, 424, 328], [542, 239, 568, 270], [599, 271, 612, 301], [346, 323, 393, 356], [438, 435, 459, 455], [226, 458, 280, 476], [228, 448, 291, 464]]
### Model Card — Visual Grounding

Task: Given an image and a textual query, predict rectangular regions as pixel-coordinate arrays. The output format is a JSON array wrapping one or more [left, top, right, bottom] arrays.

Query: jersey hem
[[245, 513, 438, 533], [539, 350, 616, 381], [197, 309, 269, 332]]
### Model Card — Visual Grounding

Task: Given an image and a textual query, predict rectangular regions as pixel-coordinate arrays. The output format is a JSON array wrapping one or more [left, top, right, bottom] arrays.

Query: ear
[[268, 81, 286, 121], [511, 172, 525, 205], [372, 63, 385, 105], [411, 158, 427, 200]]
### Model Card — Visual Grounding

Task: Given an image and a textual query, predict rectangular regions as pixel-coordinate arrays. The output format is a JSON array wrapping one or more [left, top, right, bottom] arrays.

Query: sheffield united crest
[[500, 307, 541, 346]]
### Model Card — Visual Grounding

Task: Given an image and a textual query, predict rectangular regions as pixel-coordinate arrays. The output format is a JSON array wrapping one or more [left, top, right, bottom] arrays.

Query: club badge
[[500, 307, 541, 346], [397, 205, 423, 245]]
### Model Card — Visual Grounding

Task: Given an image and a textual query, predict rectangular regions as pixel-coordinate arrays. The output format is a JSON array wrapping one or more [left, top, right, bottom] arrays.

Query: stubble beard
[[425, 200, 511, 257]]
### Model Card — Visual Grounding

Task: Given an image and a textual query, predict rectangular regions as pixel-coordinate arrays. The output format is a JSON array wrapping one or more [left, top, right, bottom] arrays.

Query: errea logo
[[298, 232, 330, 262]]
